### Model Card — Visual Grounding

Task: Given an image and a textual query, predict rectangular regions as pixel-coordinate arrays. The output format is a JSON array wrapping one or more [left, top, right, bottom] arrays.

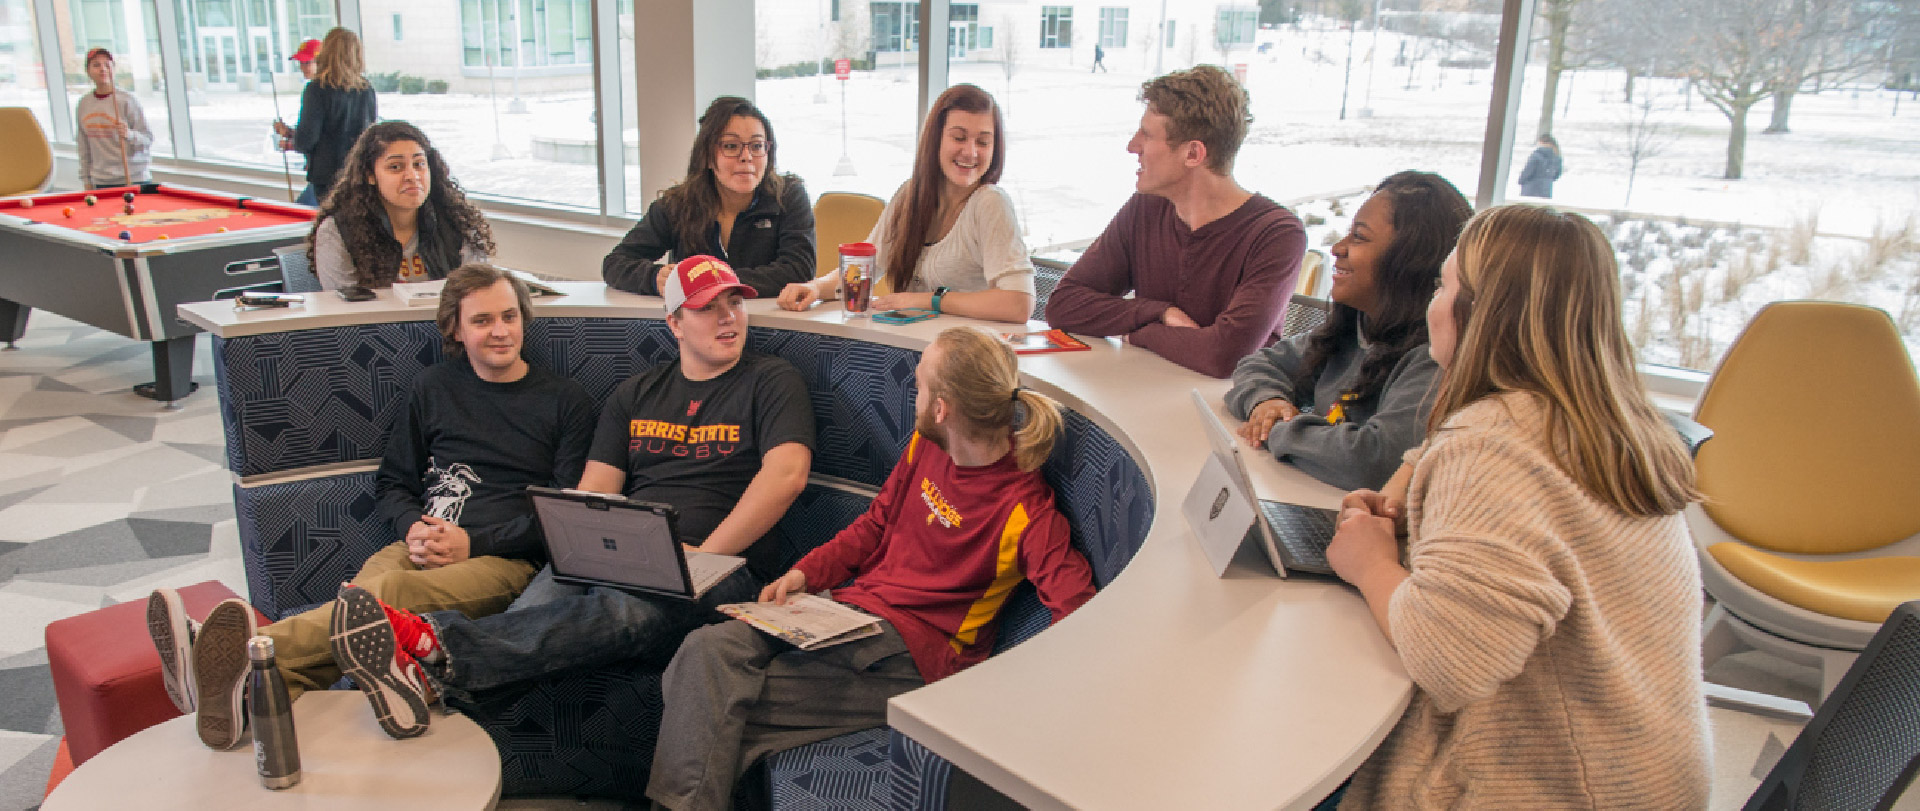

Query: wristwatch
[[931, 286, 951, 314]]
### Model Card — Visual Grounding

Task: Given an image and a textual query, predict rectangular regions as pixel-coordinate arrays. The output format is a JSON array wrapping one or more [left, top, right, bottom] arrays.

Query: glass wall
[[1508, 0, 1920, 369], [757, 0, 921, 216], [0, 0, 52, 132], [176, 0, 330, 173], [56, 0, 171, 155]]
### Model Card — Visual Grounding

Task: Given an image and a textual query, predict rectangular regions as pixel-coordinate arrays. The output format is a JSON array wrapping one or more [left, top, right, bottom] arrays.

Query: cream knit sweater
[[1341, 392, 1711, 810]]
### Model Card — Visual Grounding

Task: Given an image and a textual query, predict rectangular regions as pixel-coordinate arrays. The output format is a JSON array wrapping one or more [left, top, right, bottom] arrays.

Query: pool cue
[[265, 74, 297, 202], [109, 87, 131, 188]]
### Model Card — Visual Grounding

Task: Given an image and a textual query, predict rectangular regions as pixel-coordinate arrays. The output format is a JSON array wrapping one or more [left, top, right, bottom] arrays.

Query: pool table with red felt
[[0, 183, 314, 402]]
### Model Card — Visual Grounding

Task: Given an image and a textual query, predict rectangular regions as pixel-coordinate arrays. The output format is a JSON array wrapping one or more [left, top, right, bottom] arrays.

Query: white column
[[632, 0, 754, 203], [121, 0, 154, 88]]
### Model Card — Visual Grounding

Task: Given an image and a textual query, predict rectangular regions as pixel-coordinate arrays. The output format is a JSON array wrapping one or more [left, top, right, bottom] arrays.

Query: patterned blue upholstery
[[233, 472, 389, 620], [210, 317, 1153, 808], [885, 730, 953, 811], [767, 728, 894, 810]]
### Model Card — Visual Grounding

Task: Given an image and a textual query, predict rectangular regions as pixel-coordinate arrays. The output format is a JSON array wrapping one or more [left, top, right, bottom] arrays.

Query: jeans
[[295, 184, 317, 206], [421, 564, 762, 704]]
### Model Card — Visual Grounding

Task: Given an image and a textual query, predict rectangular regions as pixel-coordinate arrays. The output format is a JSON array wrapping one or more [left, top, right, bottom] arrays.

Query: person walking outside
[[1516, 134, 1563, 199]]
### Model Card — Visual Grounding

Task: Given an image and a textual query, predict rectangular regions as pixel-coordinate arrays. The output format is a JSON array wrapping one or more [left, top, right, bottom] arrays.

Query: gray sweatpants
[[647, 618, 925, 811]]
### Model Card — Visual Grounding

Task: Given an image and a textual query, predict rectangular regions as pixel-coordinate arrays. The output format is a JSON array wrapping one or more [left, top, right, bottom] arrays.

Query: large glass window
[[869, 1, 916, 54], [1213, 6, 1256, 50], [1099, 7, 1126, 49], [373, 0, 598, 209], [176, 0, 329, 171], [56, 0, 170, 155], [756, 0, 919, 214], [0, 0, 52, 133], [1039, 6, 1069, 49], [1510, 0, 1920, 368]]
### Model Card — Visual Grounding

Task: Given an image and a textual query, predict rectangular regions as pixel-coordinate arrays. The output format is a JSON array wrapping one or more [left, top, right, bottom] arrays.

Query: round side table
[[44, 691, 501, 810]]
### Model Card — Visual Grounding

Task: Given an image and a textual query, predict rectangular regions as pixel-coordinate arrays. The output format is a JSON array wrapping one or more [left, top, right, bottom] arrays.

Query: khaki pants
[[261, 541, 537, 698]]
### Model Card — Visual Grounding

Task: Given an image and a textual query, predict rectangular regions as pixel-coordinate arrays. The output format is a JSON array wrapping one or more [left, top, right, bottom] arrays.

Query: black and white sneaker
[[192, 598, 258, 749], [331, 584, 433, 739], [145, 588, 196, 714]]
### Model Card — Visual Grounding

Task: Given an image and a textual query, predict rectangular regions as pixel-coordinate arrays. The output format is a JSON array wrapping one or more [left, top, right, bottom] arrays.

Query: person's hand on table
[[1239, 398, 1301, 447], [654, 262, 673, 292], [1161, 306, 1199, 329], [777, 283, 819, 311], [870, 292, 931, 312], [759, 570, 808, 605], [1342, 487, 1408, 537], [1328, 506, 1403, 587]]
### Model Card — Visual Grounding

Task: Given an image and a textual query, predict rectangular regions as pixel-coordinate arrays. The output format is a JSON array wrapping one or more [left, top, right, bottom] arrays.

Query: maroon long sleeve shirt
[[1045, 193, 1305, 378]]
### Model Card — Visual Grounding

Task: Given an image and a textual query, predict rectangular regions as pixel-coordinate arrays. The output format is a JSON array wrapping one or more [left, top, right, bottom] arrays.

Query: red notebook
[[1001, 329, 1091, 355]]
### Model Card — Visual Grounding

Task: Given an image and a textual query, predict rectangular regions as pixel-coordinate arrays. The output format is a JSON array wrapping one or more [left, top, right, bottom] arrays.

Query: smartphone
[[336, 285, 377, 302], [234, 292, 304, 308], [873, 308, 937, 325]]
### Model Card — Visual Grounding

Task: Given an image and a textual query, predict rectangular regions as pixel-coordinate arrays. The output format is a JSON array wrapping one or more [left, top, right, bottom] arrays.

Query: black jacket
[[293, 82, 378, 198], [602, 177, 816, 297]]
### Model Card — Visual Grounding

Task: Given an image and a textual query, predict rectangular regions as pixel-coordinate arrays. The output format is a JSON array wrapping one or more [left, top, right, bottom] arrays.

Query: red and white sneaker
[[329, 584, 436, 739]]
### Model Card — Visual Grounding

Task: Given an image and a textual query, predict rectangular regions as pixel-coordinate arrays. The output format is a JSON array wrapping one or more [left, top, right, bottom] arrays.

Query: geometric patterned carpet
[[0, 312, 247, 811], [0, 313, 1821, 811]]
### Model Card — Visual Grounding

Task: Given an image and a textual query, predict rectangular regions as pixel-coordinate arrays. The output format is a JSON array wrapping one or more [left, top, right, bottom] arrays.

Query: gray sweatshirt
[[75, 90, 153, 188], [313, 217, 488, 290], [1224, 320, 1441, 491]]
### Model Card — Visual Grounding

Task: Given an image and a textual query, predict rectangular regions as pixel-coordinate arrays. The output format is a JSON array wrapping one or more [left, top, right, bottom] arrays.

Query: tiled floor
[[0, 313, 1816, 810]]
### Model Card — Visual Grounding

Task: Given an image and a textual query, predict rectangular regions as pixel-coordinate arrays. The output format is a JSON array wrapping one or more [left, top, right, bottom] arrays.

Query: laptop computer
[[527, 486, 746, 600], [1185, 390, 1341, 577]]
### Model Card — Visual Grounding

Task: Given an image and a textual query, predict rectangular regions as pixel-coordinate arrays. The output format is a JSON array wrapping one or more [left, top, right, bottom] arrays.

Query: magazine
[[1000, 328, 1091, 355], [717, 593, 882, 650], [391, 280, 445, 308]]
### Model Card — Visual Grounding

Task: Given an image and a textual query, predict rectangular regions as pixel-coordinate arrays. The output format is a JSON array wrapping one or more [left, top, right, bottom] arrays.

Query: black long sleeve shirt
[[374, 357, 598, 562], [602, 177, 816, 297]]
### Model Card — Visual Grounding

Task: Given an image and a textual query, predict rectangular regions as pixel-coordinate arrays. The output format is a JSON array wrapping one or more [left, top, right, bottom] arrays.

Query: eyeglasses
[[717, 140, 769, 158]]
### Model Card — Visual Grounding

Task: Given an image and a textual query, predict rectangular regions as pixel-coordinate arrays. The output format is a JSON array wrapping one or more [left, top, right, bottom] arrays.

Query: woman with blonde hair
[[1323, 204, 1709, 809], [274, 27, 377, 203]]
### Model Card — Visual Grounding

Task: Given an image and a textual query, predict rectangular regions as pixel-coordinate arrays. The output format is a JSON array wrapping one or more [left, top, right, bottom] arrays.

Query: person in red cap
[[277, 39, 322, 203], [290, 38, 322, 79], [326, 255, 817, 738]]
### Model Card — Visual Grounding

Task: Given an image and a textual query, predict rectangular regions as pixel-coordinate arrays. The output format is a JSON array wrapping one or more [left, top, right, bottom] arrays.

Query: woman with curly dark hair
[[601, 96, 814, 297], [1223, 171, 1473, 491], [309, 121, 494, 291]]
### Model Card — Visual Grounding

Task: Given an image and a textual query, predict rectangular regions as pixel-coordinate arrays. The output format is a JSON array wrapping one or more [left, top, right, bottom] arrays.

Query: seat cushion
[[1708, 542, 1920, 623], [45, 580, 268, 765]]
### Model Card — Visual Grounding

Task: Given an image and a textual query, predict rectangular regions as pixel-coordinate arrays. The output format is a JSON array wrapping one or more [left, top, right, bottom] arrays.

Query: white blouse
[[866, 182, 1036, 296]]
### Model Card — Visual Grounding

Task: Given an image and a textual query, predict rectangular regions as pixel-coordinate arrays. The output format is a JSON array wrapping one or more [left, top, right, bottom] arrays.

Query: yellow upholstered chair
[[0, 108, 55, 197], [812, 191, 885, 290], [1691, 301, 1920, 706]]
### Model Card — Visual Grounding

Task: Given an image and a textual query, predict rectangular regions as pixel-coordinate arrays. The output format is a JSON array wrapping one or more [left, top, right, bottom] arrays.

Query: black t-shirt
[[375, 357, 599, 563], [587, 352, 815, 572]]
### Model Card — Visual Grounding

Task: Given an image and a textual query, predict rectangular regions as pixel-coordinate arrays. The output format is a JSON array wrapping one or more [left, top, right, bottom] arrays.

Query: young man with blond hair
[[646, 326, 1097, 811], [1045, 65, 1305, 378]]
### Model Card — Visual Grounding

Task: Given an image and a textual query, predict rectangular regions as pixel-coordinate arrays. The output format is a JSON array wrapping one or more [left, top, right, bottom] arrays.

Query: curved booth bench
[[180, 284, 1409, 810]]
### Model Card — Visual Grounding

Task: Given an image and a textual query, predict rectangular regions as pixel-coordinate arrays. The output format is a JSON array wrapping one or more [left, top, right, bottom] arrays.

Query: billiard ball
[[156, 234, 169, 240], [62, 206, 74, 217], [118, 231, 132, 240], [123, 204, 135, 215], [84, 195, 97, 206], [123, 192, 135, 203], [216, 227, 228, 233], [17, 199, 30, 208]]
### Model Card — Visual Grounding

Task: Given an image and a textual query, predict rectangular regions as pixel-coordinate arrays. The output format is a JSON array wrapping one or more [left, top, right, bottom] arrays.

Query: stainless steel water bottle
[[247, 636, 302, 789]]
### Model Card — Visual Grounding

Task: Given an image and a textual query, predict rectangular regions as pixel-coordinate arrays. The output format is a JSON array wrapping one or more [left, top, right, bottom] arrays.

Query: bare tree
[[1763, 0, 1886, 133], [1607, 87, 1679, 207], [1336, 0, 1367, 119], [1532, 0, 1592, 137], [998, 14, 1021, 105], [1678, 0, 1797, 179]]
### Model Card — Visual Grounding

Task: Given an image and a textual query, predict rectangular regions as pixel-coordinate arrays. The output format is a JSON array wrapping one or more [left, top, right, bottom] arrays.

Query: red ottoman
[[45, 581, 269, 765]]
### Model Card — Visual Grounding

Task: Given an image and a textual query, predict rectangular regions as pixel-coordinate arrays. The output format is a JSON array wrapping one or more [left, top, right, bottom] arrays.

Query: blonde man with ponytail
[[1325, 205, 1709, 809], [648, 327, 1096, 811]]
